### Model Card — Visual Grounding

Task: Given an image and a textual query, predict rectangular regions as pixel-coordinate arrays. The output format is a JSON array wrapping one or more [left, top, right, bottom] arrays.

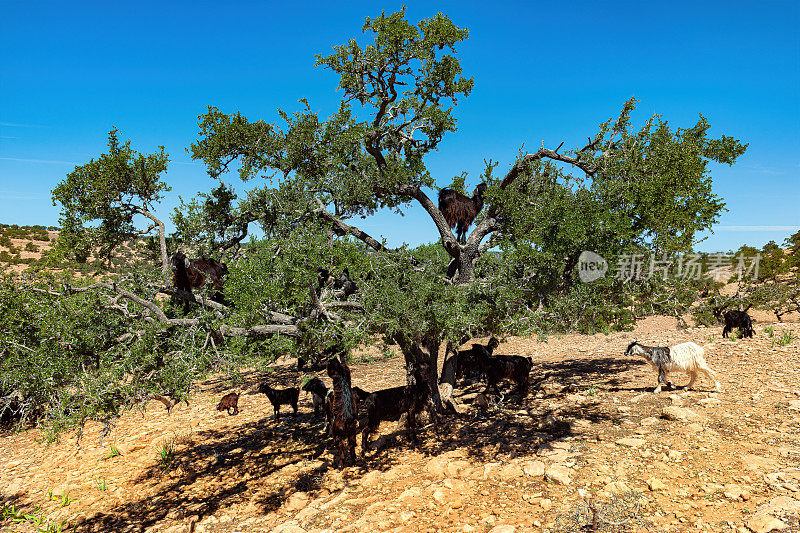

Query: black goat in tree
[[438, 183, 487, 244]]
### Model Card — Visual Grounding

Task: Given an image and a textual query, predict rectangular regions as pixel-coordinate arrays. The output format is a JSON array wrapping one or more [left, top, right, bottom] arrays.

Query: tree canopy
[[51, 128, 171, 273]]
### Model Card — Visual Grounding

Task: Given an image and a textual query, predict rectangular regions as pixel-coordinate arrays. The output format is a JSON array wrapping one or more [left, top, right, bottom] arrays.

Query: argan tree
[[52, 128, 171, 273], [183, 9, 747, 412]]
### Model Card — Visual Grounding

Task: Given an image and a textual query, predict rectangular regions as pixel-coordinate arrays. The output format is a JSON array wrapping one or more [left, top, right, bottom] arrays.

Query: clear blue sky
[[1, 0, 798, 252]]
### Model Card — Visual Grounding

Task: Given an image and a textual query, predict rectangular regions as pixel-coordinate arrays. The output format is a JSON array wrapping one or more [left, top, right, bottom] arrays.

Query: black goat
[[327, 356, 358, 468], [170, 251, 229, 305], [302, 377, 328, 417], [257, 383, 299, 418], [359, 362, 430, 454], [216, 392, 239, 416], [455, 337, 499, 385], [438, 183, 487, 243], [722, 310, 755, 338], [483, 343, 532, 398], [334, 267, 358, 299]]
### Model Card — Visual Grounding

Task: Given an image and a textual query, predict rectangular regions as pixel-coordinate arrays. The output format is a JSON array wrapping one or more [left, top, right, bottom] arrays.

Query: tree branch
[[314, 200, 386, 252]]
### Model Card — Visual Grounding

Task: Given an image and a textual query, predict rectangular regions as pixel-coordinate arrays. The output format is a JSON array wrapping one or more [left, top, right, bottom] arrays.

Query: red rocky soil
[[1, 319, 799, 533]]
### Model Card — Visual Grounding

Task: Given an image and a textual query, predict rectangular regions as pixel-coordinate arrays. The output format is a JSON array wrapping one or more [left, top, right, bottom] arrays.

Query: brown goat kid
[[216, 392, 240, 415], [438, 183, 487, 243]]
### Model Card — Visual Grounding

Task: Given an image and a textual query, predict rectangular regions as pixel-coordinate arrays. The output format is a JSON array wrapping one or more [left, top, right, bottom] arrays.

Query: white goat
[[625, 341, 721, 393]]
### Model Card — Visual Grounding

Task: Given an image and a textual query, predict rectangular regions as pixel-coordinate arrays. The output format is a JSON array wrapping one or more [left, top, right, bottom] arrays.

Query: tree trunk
[[394, 334, 446, 416], [140, 207, 169, 276]]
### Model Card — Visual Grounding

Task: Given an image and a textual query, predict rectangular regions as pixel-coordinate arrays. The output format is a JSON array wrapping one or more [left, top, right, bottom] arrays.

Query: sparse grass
[[765, 325, 774, 337], [778, 330, 794, 346], [156, 436, 176, 471], [585, 385, 598, 396], [58, 490, 76, 508], [0, 503, 66, 533], [95, 477, 107, 491], [107, 445, 121, 458]]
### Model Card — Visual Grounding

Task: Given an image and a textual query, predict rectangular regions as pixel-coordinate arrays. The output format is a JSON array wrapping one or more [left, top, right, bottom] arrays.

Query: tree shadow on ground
[[72, 409, 397, 532], [419, 356, 642, 462], [71, 354, 643, 531]]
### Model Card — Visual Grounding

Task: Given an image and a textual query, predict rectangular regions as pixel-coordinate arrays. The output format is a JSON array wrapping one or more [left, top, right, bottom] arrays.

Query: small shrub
[[156, 437, 176, 471], [25, 242, 38, 252], [778, 330, 794, 346]]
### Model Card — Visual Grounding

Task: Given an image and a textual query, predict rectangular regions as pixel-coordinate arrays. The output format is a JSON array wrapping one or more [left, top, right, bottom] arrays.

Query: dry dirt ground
[[1, 319, 799, 533]]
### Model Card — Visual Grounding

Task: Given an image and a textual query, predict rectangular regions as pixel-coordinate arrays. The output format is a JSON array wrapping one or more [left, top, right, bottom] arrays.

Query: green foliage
[[0, 271, 218, 438], [785, 229, 800, 269], [107, 445, 121, 458], [156, 436, 176, 471], [51, 128, 170, 268], [759, 240, 789, 280], [777, 330, 794, 346]]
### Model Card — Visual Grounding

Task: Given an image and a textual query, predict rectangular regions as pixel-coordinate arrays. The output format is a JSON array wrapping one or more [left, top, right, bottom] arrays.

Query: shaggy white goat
[[625, 341, 721, 393]]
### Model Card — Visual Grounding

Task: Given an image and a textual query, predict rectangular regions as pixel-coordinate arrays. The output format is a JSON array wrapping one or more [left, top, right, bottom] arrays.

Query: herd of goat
[[210, 305, 753, 469]]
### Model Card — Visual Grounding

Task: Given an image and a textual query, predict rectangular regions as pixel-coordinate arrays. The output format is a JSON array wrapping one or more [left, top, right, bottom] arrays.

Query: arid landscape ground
[[2, 315, 798, 533]]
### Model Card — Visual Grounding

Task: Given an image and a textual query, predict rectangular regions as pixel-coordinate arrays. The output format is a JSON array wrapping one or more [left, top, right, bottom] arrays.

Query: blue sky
[[1, 0, 798, 251]]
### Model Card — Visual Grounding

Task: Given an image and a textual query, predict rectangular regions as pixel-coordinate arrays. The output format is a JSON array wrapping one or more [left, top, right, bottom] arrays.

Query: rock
[[603, 481, 631, 497], [540, 498, 552, 510], [544, 465, 572, 485], [788, 399, 800, 411], [698, 397, 722, 405], [446, 460, 471, 478], [756, 495, 800, 515], [499, 463, 523, 480], [630, 393, 650, 403], [271, 521, 306, 533], [647, 478, 666, 491], [488, 527, 516, 533], [398, 488, 422, 501], [668, 450, 683, 461], [522, 460, 545, 477], [360, 470, 383, 487], [285, 492, 310, 511], [685, 422, 703, 433], [569, 419, 592, 435], [426, 456, 448, 478], [661, 406, 704, 422], [541, 382, 564, 395], [723, 484, 752, 501], [668, 394, 685, 407], [746, 514, 786, 533], [482, 462, 502, 480], [616, 438, 646, 448]]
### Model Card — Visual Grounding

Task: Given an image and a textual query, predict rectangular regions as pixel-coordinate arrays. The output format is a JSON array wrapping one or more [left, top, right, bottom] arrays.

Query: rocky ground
[[1, 319, 799, 533]]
